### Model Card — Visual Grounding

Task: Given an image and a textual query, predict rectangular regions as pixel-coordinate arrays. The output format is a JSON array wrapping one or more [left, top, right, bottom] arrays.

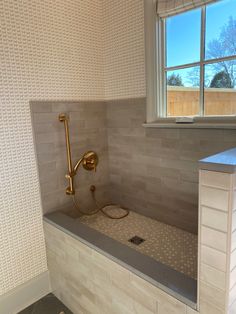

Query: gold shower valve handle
[[82, 151, 98, 172]]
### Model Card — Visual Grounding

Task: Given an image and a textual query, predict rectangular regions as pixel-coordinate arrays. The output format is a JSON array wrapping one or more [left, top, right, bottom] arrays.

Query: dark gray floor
[[18, 293, 73, 314]]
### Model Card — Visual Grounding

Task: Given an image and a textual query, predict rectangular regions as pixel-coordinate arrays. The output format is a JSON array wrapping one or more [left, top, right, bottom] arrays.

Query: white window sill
[[143, 117, 236, 129]]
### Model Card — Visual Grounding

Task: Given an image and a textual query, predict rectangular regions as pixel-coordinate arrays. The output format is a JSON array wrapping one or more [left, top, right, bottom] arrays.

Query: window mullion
[[200, 6, 206, 117], [160, 19, 166, 117], [162, 20, 167, 117], [165, 61, 201, 72]]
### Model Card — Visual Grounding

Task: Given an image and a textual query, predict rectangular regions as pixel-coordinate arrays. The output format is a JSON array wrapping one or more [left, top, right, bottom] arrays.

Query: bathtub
[[44, 210, 197, 314]]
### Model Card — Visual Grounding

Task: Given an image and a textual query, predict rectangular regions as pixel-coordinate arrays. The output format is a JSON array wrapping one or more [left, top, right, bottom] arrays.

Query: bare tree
[[206, 17, 236, 87], [187, 67, 200, 87], [188, 17, 236, 87]]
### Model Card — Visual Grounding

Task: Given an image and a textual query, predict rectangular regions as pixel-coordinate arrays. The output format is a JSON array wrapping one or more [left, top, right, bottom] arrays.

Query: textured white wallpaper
[[0, 0, 104, 295], [0, 0, 146, 295], [103, 0, 146, 99]]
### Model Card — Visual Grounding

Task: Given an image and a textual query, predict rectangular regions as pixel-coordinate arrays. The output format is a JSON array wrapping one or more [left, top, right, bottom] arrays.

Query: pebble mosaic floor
[[79, 207, 198, 279]]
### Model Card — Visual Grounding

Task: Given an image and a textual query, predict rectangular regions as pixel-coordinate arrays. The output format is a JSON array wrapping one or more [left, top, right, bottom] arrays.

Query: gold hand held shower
[[59, 112, 129, 219], [59, 113, 75, 195], [59, 113, 98, 195]]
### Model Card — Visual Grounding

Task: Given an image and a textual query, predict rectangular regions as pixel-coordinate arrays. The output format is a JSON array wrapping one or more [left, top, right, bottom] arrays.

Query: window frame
[[144, 0, 236, 128]]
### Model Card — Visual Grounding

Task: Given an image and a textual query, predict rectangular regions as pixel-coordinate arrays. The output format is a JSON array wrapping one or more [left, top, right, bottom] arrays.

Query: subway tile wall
[[199, 170, 236, 314], [229, 174, 236, 313], [44, 168, 236, 314], [107, 98, 236, 234], [32, 98, 236, 234], [31, 101, 109, 214]]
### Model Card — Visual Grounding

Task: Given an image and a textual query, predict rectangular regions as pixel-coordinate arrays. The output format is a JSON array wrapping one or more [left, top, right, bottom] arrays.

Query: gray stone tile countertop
[[199, 147, 236, 173]]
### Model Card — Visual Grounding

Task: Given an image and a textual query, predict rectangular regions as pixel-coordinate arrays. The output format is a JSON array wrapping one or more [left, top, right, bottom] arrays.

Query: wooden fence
[[167, 86, 236, 116]]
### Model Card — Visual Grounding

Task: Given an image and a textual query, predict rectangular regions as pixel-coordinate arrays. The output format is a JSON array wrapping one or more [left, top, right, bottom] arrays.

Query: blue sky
[[166, 0, 236, 86]]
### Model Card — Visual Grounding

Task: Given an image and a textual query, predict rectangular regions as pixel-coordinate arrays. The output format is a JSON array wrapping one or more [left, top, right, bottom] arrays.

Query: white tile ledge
[[199, 147, 236, 173], [201, 184, 229, 191]]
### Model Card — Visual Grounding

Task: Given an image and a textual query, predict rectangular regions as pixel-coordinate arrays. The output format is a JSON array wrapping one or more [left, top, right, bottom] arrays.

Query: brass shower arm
[[74, 152, 98, 173], [73, 157, 83, 174]]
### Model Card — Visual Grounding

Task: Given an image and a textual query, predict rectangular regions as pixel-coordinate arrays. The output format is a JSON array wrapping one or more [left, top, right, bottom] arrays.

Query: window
[[159, 0, 236, 118]]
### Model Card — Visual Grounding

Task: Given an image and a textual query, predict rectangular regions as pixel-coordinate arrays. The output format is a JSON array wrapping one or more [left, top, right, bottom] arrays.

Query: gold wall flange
[[59, 113, 68, 122]]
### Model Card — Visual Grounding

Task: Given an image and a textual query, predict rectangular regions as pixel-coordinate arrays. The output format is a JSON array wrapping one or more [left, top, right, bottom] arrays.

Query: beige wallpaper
[[0, 0, 104, 295], [1, 0, 146, 296], [103, 0, 146, 99]]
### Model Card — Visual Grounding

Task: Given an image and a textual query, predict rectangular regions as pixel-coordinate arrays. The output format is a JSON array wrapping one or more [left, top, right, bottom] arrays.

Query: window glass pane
[[166, 9, 201, 67], [166, 67, 200, 117], [205, 0, 236, 60], [204, 60, 236, 115]]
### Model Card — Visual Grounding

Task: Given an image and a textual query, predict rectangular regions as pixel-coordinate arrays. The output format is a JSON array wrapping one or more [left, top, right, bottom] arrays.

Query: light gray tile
[[30, 102, 52, 113], [31, 101, 109, 215], [31, 98, 236, 233]]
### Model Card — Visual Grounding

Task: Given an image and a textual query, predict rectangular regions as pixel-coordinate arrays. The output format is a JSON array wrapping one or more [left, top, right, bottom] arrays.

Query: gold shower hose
[[72, 185, 129, 219]]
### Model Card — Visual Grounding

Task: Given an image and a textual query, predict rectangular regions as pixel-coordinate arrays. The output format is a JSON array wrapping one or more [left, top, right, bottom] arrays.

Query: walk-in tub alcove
[[29, 99, 236, 314]]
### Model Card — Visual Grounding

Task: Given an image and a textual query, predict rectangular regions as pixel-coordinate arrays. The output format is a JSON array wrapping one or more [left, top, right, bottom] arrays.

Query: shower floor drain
[[128, 235, 145, 245]]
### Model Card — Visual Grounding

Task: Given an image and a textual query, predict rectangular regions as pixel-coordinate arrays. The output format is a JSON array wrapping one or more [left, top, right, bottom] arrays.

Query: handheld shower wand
[[59, 113, 98, 195], [59, 112, 129, 219]]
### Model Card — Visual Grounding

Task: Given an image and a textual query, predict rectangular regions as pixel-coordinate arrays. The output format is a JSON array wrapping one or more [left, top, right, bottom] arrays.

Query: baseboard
[[0, 271, 51, 314]]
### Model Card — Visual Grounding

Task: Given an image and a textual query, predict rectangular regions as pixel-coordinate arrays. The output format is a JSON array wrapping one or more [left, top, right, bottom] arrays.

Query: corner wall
[[0, 0, 103, 297], [0, 0, 146, 299], [106, 99, 236, 233], [31, 101, 109, 215]]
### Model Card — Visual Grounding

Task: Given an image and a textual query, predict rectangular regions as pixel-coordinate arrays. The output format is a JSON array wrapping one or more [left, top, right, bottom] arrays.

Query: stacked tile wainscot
[[199, 147, 236, 314], [44, 147, 236, 314]]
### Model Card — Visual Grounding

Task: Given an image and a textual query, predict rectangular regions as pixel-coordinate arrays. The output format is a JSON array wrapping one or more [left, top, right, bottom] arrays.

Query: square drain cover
[[128, 236, 145, 245]]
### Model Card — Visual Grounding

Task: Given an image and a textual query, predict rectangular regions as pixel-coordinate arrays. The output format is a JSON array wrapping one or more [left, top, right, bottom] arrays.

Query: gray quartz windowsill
[[143, 122, 236, 129], [143, 116, 236, 129], [199, 147, 236, 173]]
